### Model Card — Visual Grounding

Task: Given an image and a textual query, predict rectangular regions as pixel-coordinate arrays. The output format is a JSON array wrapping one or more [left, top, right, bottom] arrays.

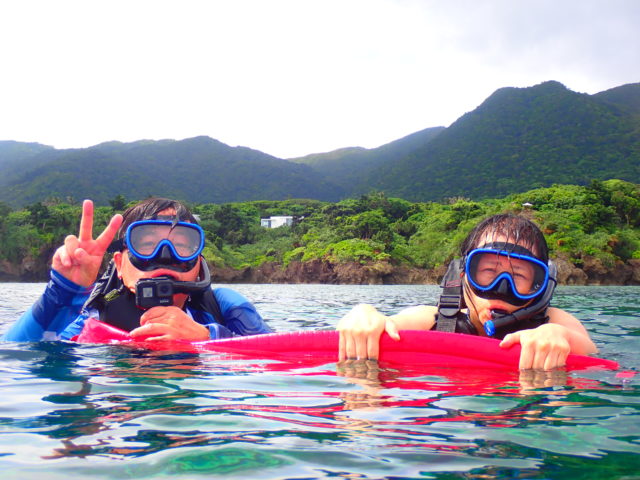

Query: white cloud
[[0, 0, 638, 158]]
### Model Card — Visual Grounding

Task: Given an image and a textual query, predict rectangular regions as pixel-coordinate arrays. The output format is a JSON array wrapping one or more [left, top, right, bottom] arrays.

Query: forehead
[[475, 232, 539, 256], [141, 207, 193, 225], [155, 208, 177, 219]]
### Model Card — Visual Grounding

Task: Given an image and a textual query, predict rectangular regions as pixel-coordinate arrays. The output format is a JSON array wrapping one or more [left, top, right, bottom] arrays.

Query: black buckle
[[438, 294, 461, 318]]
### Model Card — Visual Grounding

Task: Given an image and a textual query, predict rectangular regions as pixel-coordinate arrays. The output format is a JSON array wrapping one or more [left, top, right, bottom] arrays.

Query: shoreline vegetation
[[1, 179, 639, 286]]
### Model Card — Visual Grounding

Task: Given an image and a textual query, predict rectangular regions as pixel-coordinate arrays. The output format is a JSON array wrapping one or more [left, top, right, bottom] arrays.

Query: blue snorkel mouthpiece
[[484, 309, 516, 336], [484, 320, 495, 337]]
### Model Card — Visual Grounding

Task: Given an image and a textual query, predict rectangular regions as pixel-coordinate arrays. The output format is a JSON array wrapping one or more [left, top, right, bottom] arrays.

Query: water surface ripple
[[0, 283, 638, 479]]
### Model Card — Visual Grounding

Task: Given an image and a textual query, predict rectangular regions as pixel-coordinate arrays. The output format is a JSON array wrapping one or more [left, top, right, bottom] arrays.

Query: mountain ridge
[[360, 80, 639, 201], [1, 80, 638, 207]]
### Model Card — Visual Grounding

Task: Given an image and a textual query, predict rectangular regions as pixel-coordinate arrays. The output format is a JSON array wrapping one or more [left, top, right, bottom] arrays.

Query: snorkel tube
[[483, 262, 558, 336], [163, 257, 212, 294]]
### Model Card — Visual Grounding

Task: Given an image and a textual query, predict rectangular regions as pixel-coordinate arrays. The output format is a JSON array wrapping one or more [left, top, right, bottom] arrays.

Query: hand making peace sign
[[51, 200, 123, 287]]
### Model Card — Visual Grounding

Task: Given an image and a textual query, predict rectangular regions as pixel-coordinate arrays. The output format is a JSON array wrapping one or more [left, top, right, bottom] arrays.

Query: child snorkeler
[[337, 214, 597, 370]]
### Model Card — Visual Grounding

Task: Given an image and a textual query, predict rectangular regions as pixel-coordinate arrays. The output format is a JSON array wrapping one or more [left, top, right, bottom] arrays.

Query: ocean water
[[0, 283, 638, 479]]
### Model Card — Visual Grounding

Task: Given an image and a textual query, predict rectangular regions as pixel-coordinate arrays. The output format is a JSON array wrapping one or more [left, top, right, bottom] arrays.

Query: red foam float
[[75, 317, 619, 372]]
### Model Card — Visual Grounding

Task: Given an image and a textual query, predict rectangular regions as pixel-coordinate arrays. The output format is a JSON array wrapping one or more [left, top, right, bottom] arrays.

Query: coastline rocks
[[630, 259, 640, 283], [0, 255, 48, 282], [554, 255, 589, 285], [581, 256, 638, 285], [209, 257, 640, 286], [3, 256, 640, 286], [211, 260, 441, 285]]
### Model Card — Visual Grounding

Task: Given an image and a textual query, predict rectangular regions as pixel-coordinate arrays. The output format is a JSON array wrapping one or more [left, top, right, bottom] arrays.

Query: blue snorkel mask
[[465, 242, 549, 307], [111, 219, 205, 273], [463, 241, 557, 336]]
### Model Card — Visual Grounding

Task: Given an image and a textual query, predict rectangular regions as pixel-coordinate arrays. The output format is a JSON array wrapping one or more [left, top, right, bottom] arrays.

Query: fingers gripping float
[[337, 304, 400, 361]]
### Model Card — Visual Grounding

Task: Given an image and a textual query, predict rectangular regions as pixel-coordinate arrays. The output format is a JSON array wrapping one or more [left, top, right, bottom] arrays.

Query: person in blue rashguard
[[3, 197, 271, 342]]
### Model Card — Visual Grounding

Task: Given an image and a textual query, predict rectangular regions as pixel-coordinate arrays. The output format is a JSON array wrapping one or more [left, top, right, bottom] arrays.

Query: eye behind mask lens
[[126, 220, 204, 263], [465, 248, 549, 300], [469, 276, 531, 307]]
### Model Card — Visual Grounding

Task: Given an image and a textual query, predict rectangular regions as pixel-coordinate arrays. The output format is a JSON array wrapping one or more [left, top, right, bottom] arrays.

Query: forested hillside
[[593, 82, 640, 116], [362, 81, 640, 200], [290, 126, 446, 189], [1, 180, 638, 285], [0, 81, 638, 207], [0, 137, 346, 207]]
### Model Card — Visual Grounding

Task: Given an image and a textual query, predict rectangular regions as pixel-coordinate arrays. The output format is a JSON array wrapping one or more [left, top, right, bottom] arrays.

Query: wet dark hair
[[117, 197, 198, 239], [460, 213, 549, 263]]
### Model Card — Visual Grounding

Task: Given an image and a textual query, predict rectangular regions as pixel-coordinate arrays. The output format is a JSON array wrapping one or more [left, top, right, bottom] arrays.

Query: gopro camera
[[135, 277, 174, 309]]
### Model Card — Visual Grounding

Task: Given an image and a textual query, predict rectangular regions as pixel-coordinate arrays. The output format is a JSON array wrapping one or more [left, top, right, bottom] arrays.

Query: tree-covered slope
[[0, 136, 346, 206], [2, 181, 638, 284], [290, 126, 445, 189], [0, 141, 54, 165], [1, 81, 639, 207], [592, 82, 640, 116], [0, 141, 58, 187], [365, 81, 640, 201]]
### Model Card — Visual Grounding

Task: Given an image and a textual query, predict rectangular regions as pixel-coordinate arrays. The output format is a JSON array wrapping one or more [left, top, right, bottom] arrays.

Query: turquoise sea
[[0, 283, 639, 479]]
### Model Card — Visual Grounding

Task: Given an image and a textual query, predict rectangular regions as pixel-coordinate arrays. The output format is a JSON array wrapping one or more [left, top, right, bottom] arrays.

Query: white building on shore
[[260, 216, 294, 228]]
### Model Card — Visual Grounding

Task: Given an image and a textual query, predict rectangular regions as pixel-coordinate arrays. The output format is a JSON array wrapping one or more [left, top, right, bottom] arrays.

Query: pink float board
[[75, 318, 619, 372]]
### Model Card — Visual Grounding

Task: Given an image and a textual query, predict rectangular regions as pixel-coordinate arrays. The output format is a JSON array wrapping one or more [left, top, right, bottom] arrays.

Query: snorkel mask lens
[[124, 220, 205, 272], [465, 242, 549, 305]]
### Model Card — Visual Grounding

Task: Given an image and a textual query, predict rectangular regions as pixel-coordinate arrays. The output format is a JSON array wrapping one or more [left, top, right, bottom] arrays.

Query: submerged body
[[2, 269, 270, 341]]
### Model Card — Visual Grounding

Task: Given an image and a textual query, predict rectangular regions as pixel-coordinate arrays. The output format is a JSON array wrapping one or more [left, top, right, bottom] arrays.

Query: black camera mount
[[134, 259, 212, 309]]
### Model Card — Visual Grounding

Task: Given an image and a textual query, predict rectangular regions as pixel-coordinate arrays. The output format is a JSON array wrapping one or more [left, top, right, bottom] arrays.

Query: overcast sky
[[1, 0, 638, 158]]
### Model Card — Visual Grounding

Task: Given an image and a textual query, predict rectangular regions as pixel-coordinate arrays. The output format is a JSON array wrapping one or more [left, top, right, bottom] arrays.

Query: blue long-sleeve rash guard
[[2, 270, 272, 342]]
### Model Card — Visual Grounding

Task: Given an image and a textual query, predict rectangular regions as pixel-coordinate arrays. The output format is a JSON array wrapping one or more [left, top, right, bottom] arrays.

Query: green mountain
[[289, 126, 446, 189], [361, 81, 640, 201], [0, 141, 54, 163], [0, 136, 346, 206], [592, 82, 640, 116], [0, 141, 58, 187], [1, 80, 638, 207]]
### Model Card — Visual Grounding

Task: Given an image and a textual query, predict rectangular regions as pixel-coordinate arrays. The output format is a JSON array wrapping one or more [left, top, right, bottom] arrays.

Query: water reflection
[[1, 285, 639, 478], [2, 341, 608, 463]]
